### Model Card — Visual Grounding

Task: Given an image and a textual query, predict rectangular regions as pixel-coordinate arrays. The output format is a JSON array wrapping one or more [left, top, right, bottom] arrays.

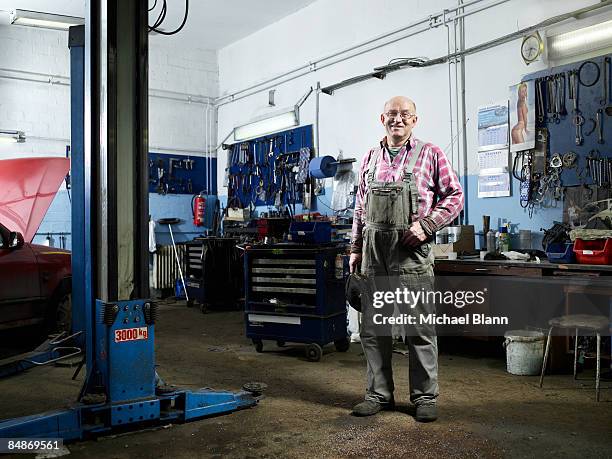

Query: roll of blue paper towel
[[309, 156, 338, 178]]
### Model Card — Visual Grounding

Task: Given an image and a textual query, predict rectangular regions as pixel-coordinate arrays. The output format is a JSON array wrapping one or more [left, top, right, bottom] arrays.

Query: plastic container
[[573, 238, 612, 265], [486, 230, 496, 253], [436, 228, 449, 244], [546, 242, 576, 263], [287, 221, 332, 243], [447, 226, 461, 243], [174, 277, 186, 299], [503, 330, 545, 375], [519, 230, 532, 250], [497, 227, 511, 252]]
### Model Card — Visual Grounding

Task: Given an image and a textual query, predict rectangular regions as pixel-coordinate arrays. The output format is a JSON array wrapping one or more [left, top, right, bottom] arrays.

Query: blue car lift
[[0, 0, 256, 440], [0, 332, 82, 379]]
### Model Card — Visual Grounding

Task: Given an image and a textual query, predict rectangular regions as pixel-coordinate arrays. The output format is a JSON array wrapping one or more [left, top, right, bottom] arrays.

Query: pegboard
[[523, 54, 612, 187], [148, 152, 216, 195], [225, 125, 313, 212]]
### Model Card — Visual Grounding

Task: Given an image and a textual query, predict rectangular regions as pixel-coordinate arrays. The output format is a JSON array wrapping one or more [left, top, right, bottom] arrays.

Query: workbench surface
[[434, 258, 612, 274]]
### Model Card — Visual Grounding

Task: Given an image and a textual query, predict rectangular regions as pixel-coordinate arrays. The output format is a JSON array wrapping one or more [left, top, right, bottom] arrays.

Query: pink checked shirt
[[350, 136, 464, 253]]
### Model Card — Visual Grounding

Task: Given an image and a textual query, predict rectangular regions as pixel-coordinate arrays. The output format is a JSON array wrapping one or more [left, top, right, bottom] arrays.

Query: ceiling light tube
[[0, 130, 26, 143], [547, 19, 612, 61], [10, 9, 84, 31], [234, 110, 299, 142]]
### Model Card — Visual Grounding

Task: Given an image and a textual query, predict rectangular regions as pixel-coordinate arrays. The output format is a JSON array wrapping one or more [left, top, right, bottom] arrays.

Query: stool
[[539, 314, 609, 401]]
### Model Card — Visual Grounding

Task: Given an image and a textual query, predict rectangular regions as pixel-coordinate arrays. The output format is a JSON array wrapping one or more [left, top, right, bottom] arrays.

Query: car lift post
[[0, 0, 256, 441]]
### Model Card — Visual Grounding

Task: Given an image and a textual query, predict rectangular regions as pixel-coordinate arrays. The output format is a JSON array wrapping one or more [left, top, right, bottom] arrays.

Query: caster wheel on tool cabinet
[[253, 339, 263, 353], [200, 303, 209, 314], [305, 343, 323, 362], [334, 337, 350, 352], [276, 340, 286, 347]]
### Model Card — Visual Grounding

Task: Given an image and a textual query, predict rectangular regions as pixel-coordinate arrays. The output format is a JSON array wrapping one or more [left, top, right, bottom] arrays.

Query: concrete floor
[[1, 301, 611, 458]]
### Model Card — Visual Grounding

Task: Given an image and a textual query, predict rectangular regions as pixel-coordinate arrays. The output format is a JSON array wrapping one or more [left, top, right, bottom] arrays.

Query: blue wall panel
[[148, 153, 217, 195], [35, 190, 218, 250], [523, 54, 612, 187], [466, 174, 562, 250]]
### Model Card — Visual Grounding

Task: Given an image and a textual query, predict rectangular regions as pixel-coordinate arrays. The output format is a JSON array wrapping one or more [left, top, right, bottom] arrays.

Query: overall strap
[[402, 140, 425, 182], [402, 140, 425, 217], [366, 149, 381, 185]]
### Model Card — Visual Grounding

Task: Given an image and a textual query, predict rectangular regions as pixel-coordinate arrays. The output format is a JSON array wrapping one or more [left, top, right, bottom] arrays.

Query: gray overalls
[[360, 141, 438, 406]]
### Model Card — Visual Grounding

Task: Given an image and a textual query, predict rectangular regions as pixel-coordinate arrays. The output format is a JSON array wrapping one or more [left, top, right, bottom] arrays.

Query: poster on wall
[[477, 103, 509, 150], [509, 80, 536, 152]]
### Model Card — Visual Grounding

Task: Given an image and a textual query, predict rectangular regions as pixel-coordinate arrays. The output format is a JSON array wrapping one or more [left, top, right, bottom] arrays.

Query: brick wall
[[0, 25, 219, 249]]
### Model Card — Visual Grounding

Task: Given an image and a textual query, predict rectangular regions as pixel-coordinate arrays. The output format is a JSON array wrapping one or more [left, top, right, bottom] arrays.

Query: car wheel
[[54, 293, 72, 333]]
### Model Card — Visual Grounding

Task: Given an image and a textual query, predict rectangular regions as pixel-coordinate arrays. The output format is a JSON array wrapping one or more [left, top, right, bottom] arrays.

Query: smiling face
[[381, 96, 418, 147]]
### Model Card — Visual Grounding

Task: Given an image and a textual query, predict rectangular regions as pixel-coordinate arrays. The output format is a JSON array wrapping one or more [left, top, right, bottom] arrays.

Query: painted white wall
[[216, 0, 608, 235], [217, 0, 458, 188], [0, 25, 219, 161], [0, 23, 220, 247], [462, 0, 599, 171], [0, 25, 71, 158], [148, 35, 219, 154]]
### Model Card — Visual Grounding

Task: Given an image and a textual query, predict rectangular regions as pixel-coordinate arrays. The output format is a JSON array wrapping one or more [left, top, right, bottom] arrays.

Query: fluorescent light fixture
[[548, 19, 612, 60], [234, 110, 299, 141], [10, 9, 84, 30], [0, 129, 26, 143]]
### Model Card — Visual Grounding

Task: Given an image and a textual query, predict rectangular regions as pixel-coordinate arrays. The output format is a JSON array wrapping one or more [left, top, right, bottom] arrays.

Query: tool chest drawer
[[245, 249, 347, 315]]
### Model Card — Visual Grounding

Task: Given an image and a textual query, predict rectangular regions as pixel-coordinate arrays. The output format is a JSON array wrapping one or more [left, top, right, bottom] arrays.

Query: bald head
[[384, 96, 416, 114], [380, 96, 419, 147]]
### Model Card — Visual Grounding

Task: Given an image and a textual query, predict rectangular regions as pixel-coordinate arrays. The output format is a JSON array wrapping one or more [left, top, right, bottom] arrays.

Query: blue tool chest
[[243, 243, 350, 361]]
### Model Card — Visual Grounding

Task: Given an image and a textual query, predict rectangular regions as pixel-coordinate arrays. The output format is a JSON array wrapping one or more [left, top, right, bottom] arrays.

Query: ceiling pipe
[[0, 67, 214, 105], [217, 0, 612, 107], [216, 0, 500, 106]]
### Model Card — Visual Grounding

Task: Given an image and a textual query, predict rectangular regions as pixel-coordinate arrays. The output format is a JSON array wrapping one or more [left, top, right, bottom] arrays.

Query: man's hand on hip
[[349, 253, 362, 273], [402, 221, 428, 247]]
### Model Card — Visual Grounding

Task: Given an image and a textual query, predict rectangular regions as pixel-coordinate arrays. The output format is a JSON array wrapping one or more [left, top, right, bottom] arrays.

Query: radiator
[[151, 244, 187, 290]]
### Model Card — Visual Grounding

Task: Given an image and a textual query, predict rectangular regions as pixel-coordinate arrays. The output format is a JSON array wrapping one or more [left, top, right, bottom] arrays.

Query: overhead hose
[[149, 0, 189, 36]]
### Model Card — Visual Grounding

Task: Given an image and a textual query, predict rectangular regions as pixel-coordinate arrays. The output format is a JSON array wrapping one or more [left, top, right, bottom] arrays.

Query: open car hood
[[0, 157, 70, 242]]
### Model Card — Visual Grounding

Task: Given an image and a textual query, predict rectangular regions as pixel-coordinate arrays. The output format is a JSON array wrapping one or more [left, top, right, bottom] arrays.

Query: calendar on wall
[[478, 103, 509, 150], [478, 173, 511, 198], [477, 103, 511, 198]]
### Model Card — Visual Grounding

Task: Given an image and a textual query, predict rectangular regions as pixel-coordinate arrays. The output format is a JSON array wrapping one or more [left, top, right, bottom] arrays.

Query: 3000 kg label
[[114, 327, 148, 343]]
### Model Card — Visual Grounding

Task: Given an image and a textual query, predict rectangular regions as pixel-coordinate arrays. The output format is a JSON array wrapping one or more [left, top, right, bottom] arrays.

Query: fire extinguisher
[[192, 193, 207, 226]]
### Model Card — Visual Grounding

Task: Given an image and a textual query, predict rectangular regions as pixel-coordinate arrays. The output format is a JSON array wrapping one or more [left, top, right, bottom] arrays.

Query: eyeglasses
[[384, 111, 416, 119]]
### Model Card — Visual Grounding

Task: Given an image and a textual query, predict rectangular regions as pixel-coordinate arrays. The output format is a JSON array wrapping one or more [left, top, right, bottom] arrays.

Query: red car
[[0, 158, 72, 333]]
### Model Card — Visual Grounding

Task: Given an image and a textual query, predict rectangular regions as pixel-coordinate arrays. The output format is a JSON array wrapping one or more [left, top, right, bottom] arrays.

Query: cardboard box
[[226, 208, 251, 221], [432, 225, 475, 258]]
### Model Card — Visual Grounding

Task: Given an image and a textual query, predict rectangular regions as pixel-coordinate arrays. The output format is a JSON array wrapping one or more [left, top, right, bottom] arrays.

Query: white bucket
[[503, 330, 545, 375]]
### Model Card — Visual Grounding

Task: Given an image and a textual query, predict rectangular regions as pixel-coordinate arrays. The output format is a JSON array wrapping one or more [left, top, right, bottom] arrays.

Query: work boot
[[415, 403, 438, 422], [351, 399, 394, 417]]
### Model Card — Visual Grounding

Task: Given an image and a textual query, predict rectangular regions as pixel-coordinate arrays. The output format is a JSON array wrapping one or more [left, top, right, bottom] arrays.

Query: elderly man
[[349, 96, 464, 422]]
